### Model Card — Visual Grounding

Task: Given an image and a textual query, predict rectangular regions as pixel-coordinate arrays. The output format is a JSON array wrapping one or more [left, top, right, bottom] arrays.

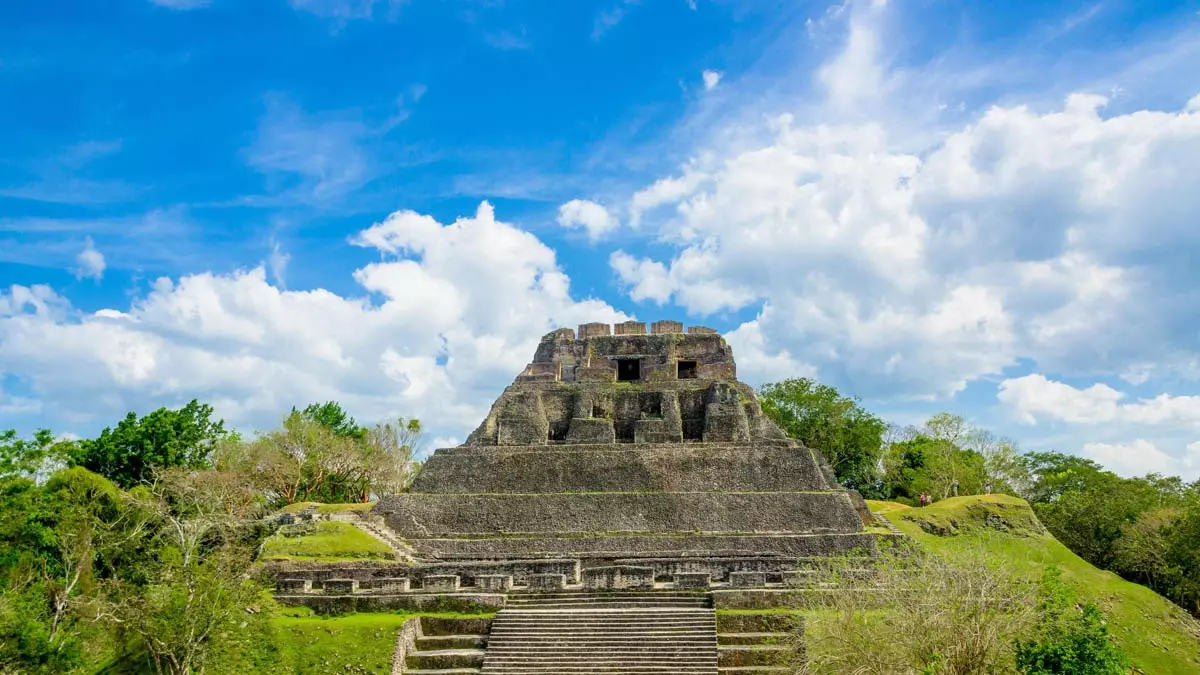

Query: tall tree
[[758, 378, 887, 492], [69, 401, 229, 488], [293, 401, 367, 440], [0, 428, 73, 482]]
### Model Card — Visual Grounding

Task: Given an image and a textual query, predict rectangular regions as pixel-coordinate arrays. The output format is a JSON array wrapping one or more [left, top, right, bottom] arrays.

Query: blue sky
[[2, 0, 1200, 477]]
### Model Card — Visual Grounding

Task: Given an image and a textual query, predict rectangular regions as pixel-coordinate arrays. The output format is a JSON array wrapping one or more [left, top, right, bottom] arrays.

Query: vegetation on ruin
[[845, 495, 1200, 674], [0, 400, 422, 675], [260, 521, 394, 562], [762, 378, 1200, 621]]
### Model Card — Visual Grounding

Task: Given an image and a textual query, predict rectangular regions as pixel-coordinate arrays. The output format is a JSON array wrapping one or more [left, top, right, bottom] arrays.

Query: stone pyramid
[[373, 320, 874, 569]]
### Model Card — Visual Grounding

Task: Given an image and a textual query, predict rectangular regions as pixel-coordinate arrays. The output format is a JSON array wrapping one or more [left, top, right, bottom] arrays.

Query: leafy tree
[[881, 428, 987, 502], [0, 428, 73, 482], [70, 401, 229, 488], [758, 378, 887, 492], [293, 401, 367, 440], [1015, 566, 1130, 675], [1016, 452, 1109, 505]]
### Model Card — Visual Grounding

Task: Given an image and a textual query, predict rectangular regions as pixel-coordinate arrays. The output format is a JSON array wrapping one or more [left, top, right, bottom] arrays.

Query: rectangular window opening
[[677, 360, 698, 379], [617, 359, 641, 382]]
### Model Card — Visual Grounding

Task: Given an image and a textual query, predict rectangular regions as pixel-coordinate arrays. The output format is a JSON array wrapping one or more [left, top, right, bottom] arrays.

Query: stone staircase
[[348, 513, 418, 562], [480, 592, 718, 674], [402, 616, 491, 675]]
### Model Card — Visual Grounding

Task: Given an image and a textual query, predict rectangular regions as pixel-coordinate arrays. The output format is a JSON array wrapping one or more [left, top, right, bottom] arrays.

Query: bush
[[1014, 567, 1130, 675]]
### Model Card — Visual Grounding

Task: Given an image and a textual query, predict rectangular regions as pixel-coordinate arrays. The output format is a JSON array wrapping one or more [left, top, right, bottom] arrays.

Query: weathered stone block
[[674, 572, 711, 589], [276, 578, 311, 594], [688, 325, 718, 334], [422, 575, 460, 592], [525, 362, 559, 378], [474, 574, 513, 591], [564, 418, 615, 444], [782, 570, 816, 587], [575, 366, 616, 382], [527, 573, 566, 590], [651, 320, 684, 334], [634, 418, 683, 443], [582, 565, 654, 590], [375, 577, 411, 593], [704, 382, 751, 442], [730, 571, 767, 587], [323, 579, 358, 594], [613, 320, 646, 335], [578, 322, 611, 338]]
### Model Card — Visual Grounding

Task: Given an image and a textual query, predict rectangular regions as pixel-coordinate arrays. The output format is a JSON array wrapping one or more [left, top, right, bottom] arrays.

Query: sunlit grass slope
[[868, 494, 1200, 674], [260, 521, 393, 562]]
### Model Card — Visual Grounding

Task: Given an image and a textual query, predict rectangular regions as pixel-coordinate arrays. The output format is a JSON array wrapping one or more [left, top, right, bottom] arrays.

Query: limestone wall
[[409, 443, 832, 493], [377, 491, 862, 537], [409, 532, 878, 560]]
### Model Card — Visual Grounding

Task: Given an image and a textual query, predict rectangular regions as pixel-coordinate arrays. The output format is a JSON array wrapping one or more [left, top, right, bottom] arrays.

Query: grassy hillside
[[260, 521, 394, 562], [868, 494, 1200, 674]]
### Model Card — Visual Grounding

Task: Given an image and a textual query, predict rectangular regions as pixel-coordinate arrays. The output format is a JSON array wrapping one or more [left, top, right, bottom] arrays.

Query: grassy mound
[[881, 493, 1046, 537], [869, 495, 1200, 674], [261, 521, 394, 562]]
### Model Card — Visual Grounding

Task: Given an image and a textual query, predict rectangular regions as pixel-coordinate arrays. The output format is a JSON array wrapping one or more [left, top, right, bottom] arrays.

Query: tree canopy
[[758, 378, 887, 492], [68, 400, 229, 489]]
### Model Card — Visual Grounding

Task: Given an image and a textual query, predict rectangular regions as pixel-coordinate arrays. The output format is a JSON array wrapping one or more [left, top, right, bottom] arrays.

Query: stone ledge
[[379, 492, 863, 538], [407, 533, 878, 560], [275, 592, 505, 615], [408, 444, 832, 493]]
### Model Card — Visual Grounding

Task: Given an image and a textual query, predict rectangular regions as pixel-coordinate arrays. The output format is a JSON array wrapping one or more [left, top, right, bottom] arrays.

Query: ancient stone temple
[[374, 319, 874, 565], [275, 321, 881, 674]]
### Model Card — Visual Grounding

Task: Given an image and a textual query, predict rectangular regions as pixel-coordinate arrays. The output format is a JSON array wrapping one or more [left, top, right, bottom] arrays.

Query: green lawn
[[869, 495, 1200, 674], [261, 521, 394, 561], [270, 608, 497, 675]]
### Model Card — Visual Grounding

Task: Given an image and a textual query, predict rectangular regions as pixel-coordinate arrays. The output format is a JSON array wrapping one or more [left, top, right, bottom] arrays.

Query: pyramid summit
[[373, 320, 875, 563]]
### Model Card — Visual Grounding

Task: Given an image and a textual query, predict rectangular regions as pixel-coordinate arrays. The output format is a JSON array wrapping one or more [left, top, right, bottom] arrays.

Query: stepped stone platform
[[373, 321, 874, 570], [275, 321, 885, 671]]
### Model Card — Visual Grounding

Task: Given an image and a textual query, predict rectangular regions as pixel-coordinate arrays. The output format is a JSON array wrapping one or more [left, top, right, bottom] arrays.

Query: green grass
[[272, 612, 413, 674], [278, 501, 377, 514], [260, 521, 394, 561], [869, 495, 1200, 674]]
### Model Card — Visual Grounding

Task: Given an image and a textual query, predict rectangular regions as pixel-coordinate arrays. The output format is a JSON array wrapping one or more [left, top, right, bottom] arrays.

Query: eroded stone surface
[[372, 321, 872, 567]]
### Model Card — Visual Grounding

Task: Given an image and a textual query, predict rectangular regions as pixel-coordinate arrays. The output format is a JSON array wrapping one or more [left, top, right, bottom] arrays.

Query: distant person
[[985, 481, 992, 495], [952, 479, 959, 497]]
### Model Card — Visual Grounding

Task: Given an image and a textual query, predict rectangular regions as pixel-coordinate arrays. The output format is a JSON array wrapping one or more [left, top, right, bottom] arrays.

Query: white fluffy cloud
[[702, 70, 722, 91], [556, 199, 620, 241], [1081, 439, 1200, 479], [73, 237, 106, 281], [998, 374, 1200, 427], [608, 93, 1200, 398], [0, 202, 626, 446]]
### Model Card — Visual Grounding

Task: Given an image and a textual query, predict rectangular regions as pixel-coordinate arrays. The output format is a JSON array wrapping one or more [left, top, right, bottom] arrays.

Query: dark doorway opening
[[677, 360, 698, 379], [617, 359, 641, 381]]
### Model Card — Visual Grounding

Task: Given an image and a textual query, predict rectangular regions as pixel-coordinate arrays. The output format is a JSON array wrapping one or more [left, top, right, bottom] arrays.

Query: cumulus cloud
[[1081, 439, 1200, 480], [556, 199, 619, 241], [998, 374, 1200, 427], [0, 202, 626, 448], [605, 91, 1200, 396], [73, 238, 106, 281], [702, 70, 722, 91]]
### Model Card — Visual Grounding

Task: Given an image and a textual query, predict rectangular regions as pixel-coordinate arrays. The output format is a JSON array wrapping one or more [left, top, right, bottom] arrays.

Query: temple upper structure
[[464, 320, 788, 447], [375, 320, 872, 563]]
